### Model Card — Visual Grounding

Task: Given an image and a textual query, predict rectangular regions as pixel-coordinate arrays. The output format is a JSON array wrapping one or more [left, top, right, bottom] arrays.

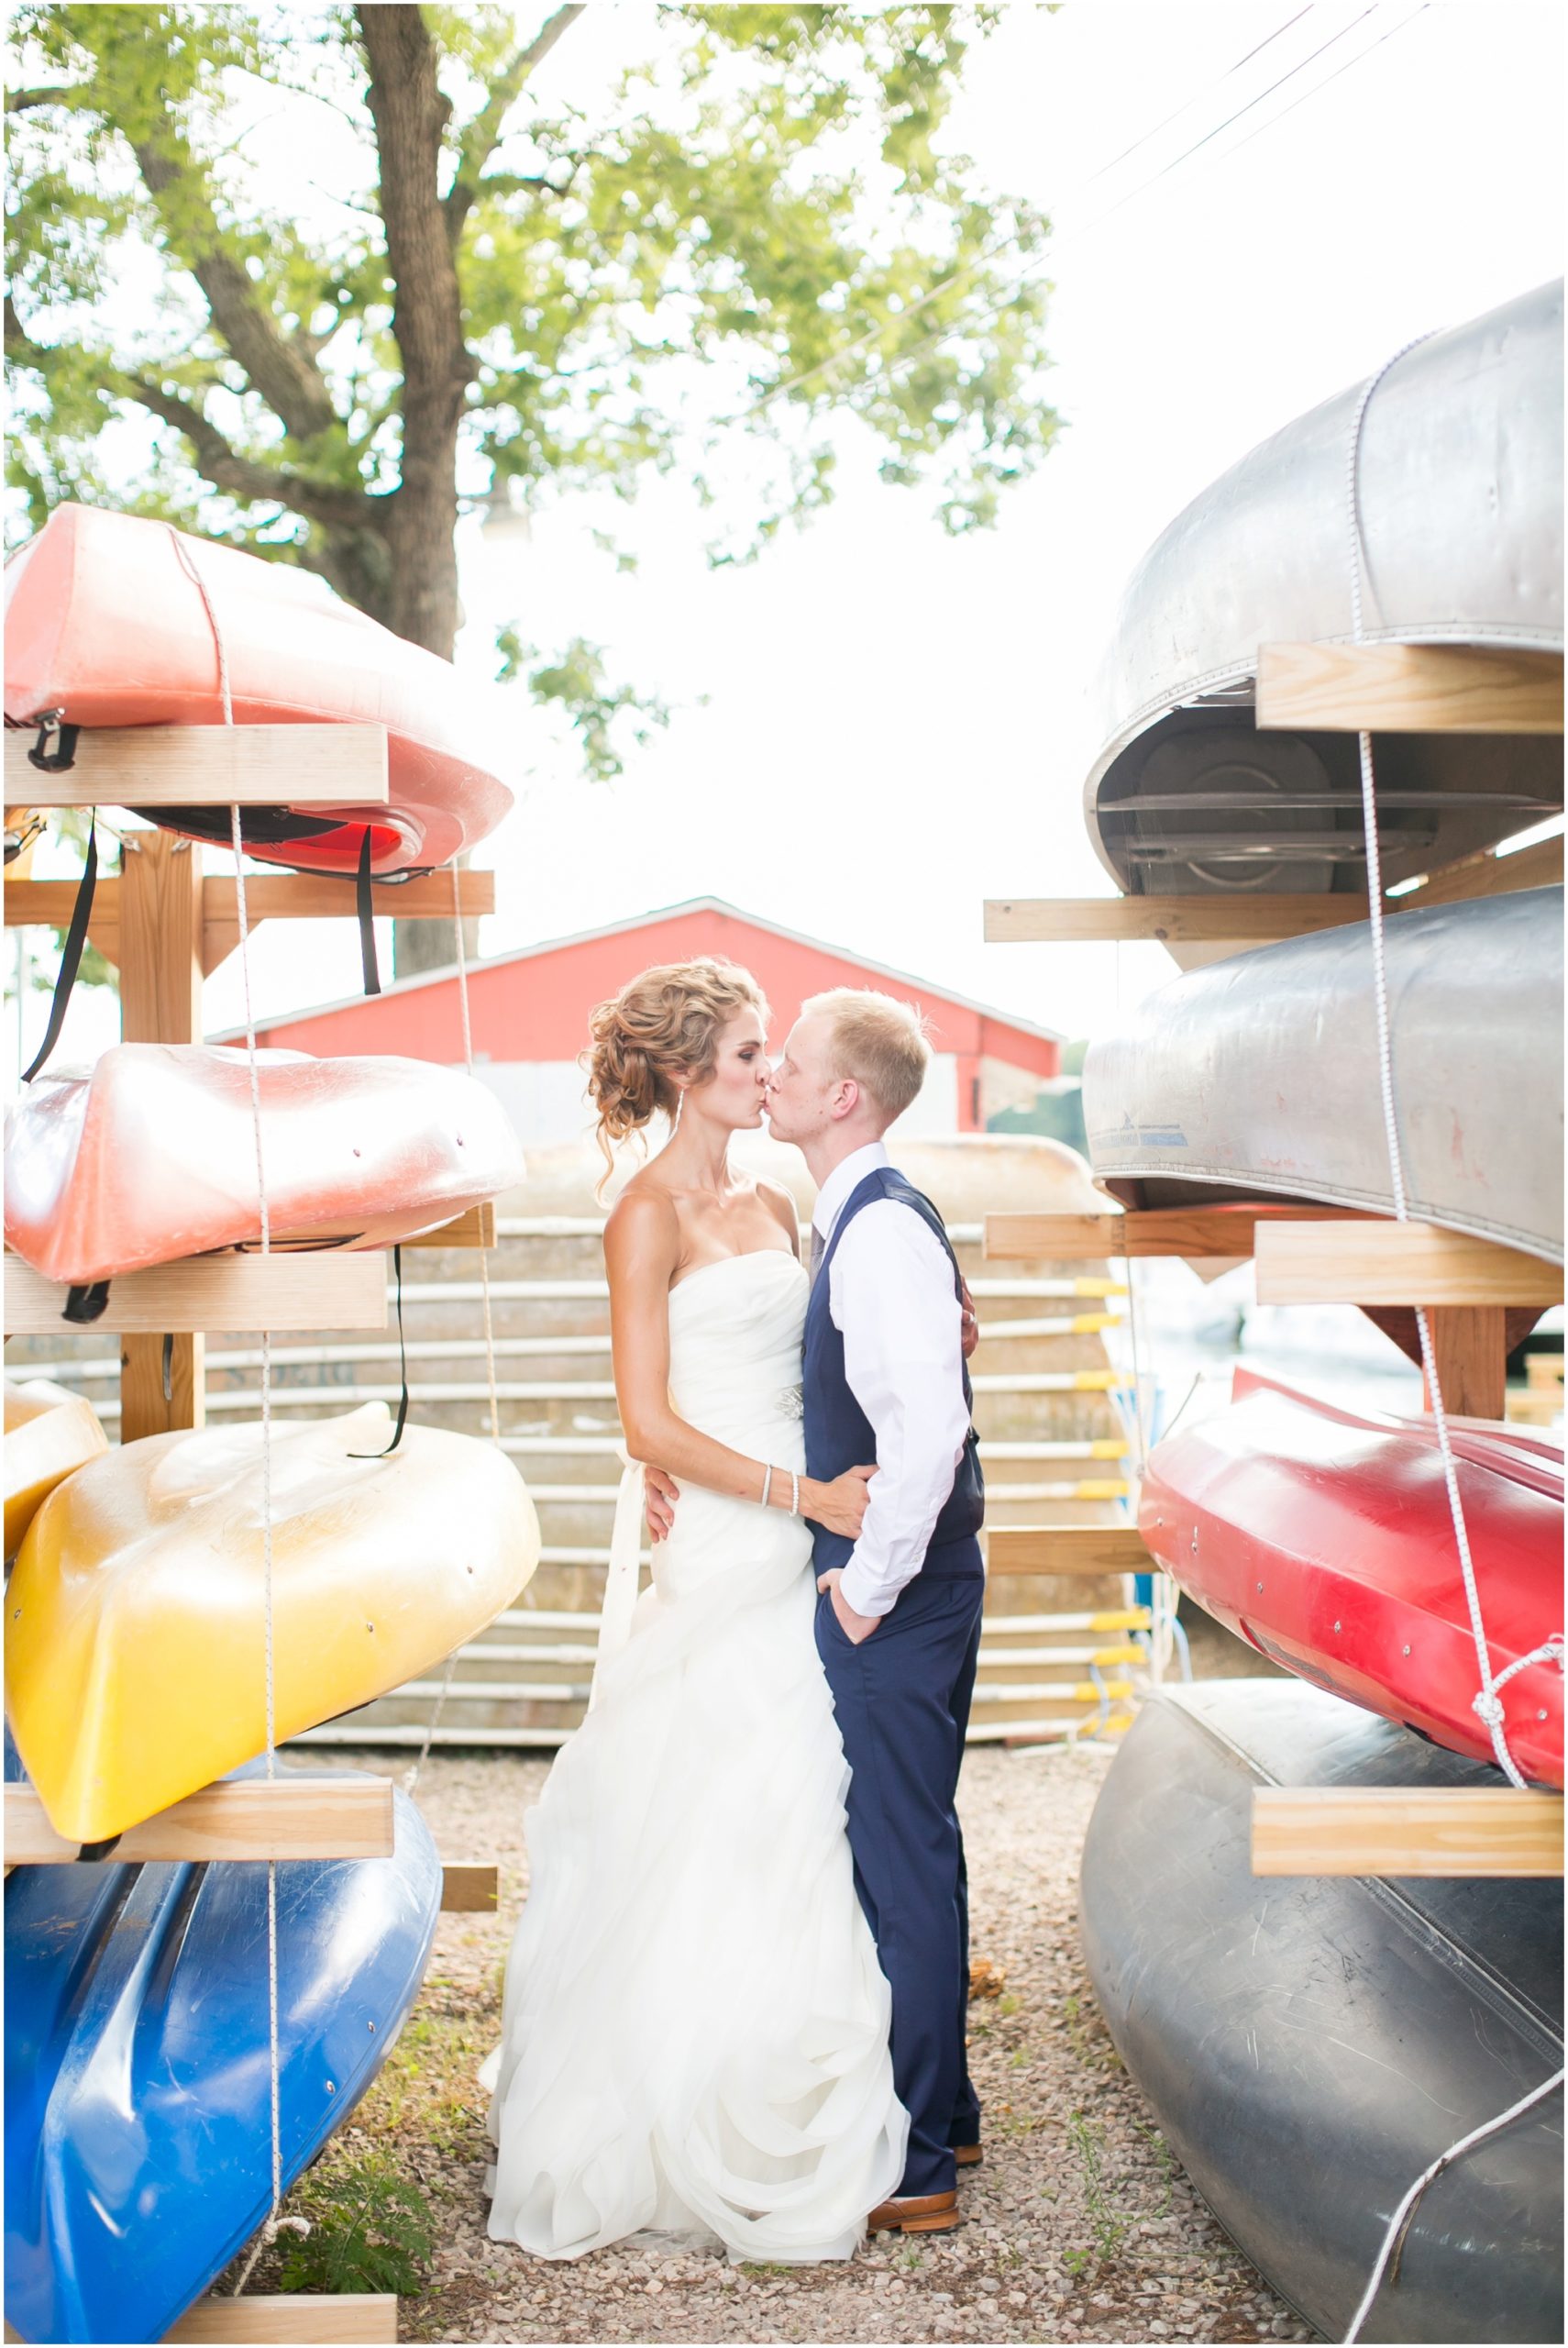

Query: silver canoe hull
[[1084, 282, 1564, 898], [1082, 886, 1564, 1263]]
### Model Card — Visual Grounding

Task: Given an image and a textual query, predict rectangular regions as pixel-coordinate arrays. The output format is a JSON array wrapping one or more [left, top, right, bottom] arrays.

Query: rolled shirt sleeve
[[830, 1200, 973, 1618]]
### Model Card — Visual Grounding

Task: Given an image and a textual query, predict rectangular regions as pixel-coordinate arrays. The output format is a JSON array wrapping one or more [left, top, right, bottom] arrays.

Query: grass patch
[[279, 2154, 435, 2298], [1061, 2109, 1138, 2276]]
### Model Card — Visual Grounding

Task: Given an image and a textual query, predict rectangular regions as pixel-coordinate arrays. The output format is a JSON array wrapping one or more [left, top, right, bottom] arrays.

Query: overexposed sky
[[8, 1, 1564, 1086]]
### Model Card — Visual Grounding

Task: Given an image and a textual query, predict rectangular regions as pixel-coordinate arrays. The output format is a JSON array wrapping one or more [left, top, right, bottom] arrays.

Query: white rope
[[1335, 331, 1566, 2346], [402, 860, 502, 1795], [1342, 330, 1564, 1788], [1341, 2066, 1564, 2343], [165, 529, 294, 2294]]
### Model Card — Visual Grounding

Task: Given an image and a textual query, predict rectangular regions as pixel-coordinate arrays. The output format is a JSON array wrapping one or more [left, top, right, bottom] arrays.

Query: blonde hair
[[801, 987, 931, 1120], [585, 957, 770, 1186]]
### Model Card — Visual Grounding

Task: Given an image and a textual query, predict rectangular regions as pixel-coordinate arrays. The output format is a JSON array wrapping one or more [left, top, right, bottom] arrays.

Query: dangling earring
[[672, 1088, 685, 1135]]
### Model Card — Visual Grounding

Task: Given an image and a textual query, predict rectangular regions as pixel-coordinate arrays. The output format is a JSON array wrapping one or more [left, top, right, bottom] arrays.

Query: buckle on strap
[[28, 710, 80, 772]]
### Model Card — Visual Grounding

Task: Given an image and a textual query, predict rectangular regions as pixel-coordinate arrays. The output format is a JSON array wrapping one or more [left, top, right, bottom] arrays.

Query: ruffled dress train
[[483, 1250, 907, 2261]]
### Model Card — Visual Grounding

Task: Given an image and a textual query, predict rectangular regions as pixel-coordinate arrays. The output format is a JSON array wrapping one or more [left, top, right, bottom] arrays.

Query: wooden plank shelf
[[402, 1202, 497, 1250], [984, 895, 1374, 947], [5, 1251, 390, 1336], [983, 1205, 1373, 1261], [440, 1861, 500, 1912], [1252, 1787, 1564, 1878], [1254, 1220, 1563, 1308], [1255, 642, 1565, 735], [7, 2299, 401, 2344], [5, 723, 392, 806], [988, 1526, 1151, 1577], [1393, 830, 1563, 909], [167, 2295, 398, 2343], [5, 1777, 395, 1865], [983, 830, 1562, 948], [6, 867, 496, 976]]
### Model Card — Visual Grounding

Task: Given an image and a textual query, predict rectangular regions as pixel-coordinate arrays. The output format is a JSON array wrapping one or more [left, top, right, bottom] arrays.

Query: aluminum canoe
[[1139, 1368, 1563, 1786], [1082, 885, 1563, 1262], [5, 1403, 541, 1844], [1083, 280, 1563, 901], [1079, 1680, 1563, 2343], [4, 503, 514, 877], [4, 1753, 441, 2345], [5, 1043, 525, 1288]]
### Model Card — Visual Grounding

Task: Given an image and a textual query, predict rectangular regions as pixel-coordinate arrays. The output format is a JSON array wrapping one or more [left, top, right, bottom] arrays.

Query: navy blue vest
[[803, 1167, 985, 1578]]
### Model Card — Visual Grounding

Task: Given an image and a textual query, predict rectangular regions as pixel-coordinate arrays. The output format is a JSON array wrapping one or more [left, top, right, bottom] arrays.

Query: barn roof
[[218, 894, 1065, 1056]]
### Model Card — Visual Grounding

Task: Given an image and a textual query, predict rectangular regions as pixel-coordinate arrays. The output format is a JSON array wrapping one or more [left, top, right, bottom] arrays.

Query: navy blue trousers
[[815, 1545, 985, 2199]]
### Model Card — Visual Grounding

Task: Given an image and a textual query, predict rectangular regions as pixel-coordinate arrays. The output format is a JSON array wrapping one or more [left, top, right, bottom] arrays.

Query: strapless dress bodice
[[666, 1248, 808, 1443]]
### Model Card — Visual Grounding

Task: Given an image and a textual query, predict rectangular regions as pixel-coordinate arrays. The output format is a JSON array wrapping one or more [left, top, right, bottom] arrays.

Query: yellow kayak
[[6, 1403, 540, 1844], [4, 1378, 109, 1560]]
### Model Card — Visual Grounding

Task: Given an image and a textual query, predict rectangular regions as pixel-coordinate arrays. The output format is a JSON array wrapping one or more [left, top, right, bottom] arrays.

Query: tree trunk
[[358, 3, 478, 972]]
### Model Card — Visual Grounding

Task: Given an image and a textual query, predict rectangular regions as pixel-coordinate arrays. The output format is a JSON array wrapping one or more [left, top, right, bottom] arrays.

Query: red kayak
[[5, 1045, 525, 1285], [1139, 1368, 1563, 1788], [4, 504, 513, 877]]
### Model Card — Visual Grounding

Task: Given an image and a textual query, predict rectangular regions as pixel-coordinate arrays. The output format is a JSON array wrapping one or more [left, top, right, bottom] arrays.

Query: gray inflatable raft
[[1082, 885, 1564, 1264], [1082, 280, 1563, 903], [1079, 1680, 1563, 2343]]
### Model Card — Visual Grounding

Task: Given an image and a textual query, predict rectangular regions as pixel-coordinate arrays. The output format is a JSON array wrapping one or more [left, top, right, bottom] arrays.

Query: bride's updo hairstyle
[[585, 957, 770, 1187]]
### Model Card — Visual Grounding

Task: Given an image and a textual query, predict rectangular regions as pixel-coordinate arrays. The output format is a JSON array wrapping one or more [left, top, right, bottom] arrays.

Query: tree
[[7, 3, 1060, 966]]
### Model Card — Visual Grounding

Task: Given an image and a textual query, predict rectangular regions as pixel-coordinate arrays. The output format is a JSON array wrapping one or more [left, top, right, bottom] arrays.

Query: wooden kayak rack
[[6, 731, 506, 2344], [982, 640, 1563, 1871], [984, 1204, 1562, 1422]]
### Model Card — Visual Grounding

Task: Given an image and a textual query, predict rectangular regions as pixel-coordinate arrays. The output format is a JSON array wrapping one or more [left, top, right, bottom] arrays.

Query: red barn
[[228, 897, 1062, 1146]]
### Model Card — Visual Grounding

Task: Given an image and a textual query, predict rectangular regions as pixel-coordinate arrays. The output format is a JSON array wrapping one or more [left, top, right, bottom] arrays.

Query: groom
[[764, 987, 986, 2238]]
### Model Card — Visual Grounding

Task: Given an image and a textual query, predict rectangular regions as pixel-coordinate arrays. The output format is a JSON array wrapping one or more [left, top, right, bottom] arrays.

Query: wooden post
[[118, 834, 206, 1443], [1425, 1306, 1508, 1421]]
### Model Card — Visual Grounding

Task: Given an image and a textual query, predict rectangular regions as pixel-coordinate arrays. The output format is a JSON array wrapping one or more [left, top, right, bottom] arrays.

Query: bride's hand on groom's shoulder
[[642, 1465, 679, 1543]]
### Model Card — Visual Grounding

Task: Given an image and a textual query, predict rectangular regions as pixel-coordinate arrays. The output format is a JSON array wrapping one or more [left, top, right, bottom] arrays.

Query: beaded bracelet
[[790, 1469, 801, 1517]]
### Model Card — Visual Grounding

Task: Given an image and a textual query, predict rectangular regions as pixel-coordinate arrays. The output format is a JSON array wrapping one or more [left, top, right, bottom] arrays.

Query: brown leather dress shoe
[[955, 2143, 982, 2169], [867, 2188, 963, 2234]]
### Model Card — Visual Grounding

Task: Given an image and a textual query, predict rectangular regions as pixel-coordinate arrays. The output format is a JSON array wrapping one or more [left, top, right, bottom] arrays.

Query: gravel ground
[[252, 1734, 1314, 2346]]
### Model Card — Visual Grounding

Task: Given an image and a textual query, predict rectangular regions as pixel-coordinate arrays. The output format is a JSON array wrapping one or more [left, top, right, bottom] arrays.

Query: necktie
[[808, 1225, 825, 1289]]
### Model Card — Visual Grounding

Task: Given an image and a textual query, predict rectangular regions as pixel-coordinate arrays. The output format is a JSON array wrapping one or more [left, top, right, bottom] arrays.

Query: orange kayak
[[3, 504, 513, 876], [3, 1379, 108, 1558], [6, 1044, 525, 1284]]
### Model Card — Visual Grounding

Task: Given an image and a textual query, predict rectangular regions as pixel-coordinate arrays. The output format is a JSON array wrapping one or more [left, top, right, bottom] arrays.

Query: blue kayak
[[5, 1762, 441, 2344]]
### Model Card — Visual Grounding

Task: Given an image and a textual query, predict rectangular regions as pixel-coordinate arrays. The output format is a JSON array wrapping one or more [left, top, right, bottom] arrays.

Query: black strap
[[28, 712, 79, 772], [349, 1245, 407, 1456], [161, 1333, 174, 1403], [357, 828, 381, 997], [23, 815, 97, 1083], [62, 1280, 111, 1325]]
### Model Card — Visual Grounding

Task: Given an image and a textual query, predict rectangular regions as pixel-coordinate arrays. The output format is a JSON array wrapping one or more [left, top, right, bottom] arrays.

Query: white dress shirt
[[812, 1141, 974, 1619]]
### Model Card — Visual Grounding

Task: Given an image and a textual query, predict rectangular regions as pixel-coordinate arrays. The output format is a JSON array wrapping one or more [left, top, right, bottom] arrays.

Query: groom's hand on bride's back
[[960, 1277, 978, 1361], [643, 1465, 679, 1542]]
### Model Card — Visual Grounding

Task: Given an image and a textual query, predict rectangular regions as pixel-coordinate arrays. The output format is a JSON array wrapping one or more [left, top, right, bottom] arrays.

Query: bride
[[483, 956, 909, 2262]]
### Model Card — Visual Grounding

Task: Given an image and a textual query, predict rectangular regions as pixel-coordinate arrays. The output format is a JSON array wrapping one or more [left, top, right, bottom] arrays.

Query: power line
[[1083, 6, 1313, 183], [737, 5, 1324, 422], [1215, 0, 1430, 167], [833, 1, 1430, 410]]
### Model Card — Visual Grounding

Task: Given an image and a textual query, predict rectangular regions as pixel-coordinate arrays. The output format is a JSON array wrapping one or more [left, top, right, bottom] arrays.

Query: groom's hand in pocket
[[816, 1567, 879, 1645], [643, 1466, 679, 1543]]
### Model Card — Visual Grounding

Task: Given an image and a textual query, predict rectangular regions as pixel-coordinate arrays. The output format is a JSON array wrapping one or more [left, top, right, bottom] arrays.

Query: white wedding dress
[[483, 1247, 908, 2262]]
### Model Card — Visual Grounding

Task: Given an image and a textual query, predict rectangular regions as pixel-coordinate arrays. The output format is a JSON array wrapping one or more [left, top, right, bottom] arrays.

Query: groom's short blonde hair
[[801, 988, 932, 1120]]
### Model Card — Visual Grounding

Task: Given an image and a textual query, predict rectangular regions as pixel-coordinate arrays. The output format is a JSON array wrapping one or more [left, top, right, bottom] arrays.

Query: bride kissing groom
[[483, 958, 987, 2265]]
